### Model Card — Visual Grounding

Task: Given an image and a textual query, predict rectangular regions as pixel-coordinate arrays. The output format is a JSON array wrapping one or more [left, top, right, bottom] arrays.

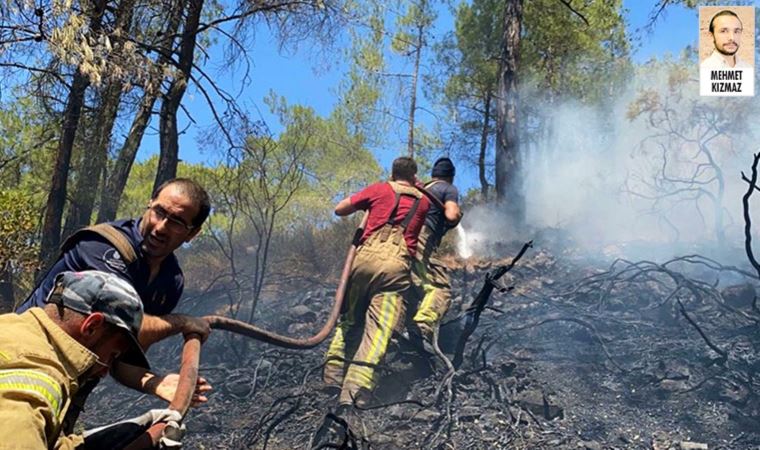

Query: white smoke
[[457, 63, 760, 261]]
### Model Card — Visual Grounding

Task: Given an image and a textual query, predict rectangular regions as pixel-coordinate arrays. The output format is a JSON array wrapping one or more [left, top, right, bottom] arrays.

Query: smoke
[[458, 62, 760, 262]]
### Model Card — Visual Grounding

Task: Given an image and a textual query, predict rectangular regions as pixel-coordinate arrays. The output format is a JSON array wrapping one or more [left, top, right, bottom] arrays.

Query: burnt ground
[[82, 239, 760, 449]]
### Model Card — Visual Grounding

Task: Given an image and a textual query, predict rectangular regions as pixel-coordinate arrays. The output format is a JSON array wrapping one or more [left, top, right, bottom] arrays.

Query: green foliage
[[0, 191, 39, 266], [0, 190, 40, 297], [391, 0, 436, 55], [178, 96, 381, 315], [435, 0, 501, 118], [332, 4, 389, 150], [118, 155, 158, 219], [274, 97, 382, 224], [118, 155, 219, 220], [0, 96, 58, 301], [430, 0, 502, 194], [521, 0, 631, 104], [0, 98, 57, 201], [450, 0, 501, 89]]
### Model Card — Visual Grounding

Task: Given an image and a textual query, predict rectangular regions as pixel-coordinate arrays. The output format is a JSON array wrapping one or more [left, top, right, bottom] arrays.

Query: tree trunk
[[38, 0, 107, 270], [98, 0, 184, 221], [154, 0, 204, 192], [0, 263, 14, 313], [97, 80, 161, 222], [66, 0, 135, 231], [479, 91, 492, 200], [495, 0, 523, 224], [39, 70, 91, 270], [406, 23, 423, 158], [63, 80, 122, 237]]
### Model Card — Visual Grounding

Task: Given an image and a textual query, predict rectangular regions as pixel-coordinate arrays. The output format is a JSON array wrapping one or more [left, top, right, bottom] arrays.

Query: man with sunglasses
[[16, 177, 212, 434]]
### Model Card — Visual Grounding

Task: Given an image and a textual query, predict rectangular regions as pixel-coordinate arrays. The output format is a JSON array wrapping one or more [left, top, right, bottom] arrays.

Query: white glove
[[159, 419, 187, 449], [82, 408, 183, 449], [135, 409, 183, 427]]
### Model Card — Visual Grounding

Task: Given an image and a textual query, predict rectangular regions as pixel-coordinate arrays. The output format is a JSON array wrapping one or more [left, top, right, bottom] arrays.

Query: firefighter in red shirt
[[323, 156, 430, 407]]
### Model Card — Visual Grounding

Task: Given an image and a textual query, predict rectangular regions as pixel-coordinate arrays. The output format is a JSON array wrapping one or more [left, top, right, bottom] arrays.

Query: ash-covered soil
[[82, 240, 760, 449]]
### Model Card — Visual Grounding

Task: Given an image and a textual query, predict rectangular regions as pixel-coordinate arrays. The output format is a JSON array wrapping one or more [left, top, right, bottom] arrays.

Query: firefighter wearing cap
[[0, 270, 179, 449], [323, 157, 430, 407], [16, 178, 213, 434], [411, 157, 462, 343]]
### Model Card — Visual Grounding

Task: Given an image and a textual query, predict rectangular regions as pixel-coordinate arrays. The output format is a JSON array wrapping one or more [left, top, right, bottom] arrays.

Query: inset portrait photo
[[699, 6, 755, 96]]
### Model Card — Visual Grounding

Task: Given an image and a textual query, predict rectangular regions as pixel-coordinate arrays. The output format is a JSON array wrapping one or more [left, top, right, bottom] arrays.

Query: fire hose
[[124, 184, 444, 449], [202, 184, 445, 348]]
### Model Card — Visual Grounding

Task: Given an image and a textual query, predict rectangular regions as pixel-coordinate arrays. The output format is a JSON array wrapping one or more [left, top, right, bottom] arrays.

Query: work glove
[[81, 408, 183, 449], [159, 417, 187, 449]]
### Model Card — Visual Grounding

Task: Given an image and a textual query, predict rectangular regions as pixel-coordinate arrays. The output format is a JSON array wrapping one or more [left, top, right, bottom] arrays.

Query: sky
[[135, 0, 703, 192], [624, 1, 698, 64]]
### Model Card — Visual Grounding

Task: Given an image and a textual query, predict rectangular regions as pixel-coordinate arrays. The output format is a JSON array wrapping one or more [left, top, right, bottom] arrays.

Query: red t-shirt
[[350, 182, 430, 256]]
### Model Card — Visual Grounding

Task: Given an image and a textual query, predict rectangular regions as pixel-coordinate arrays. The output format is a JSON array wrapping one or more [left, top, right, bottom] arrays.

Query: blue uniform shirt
[[17, 219, 184, 316], [423, 180, 459, 248]]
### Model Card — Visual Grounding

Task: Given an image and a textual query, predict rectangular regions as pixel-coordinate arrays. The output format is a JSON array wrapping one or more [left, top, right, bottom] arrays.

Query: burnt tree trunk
[[479, 91, 492, 199], [495, 0, 523, 223], [39, 70, 92, 270], [154, 0, 204, 192]]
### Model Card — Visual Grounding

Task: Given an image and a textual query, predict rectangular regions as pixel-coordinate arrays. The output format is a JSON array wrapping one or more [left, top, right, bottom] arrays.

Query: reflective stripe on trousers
[[340, 291, 406, 404], [411, 255, 452, 327]]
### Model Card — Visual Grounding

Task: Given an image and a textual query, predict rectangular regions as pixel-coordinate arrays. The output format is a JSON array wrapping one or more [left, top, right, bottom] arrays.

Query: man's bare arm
[[444, 200, 462, 226], [138, 313, 210, 348], [112, 362, 212, 406], [334, 197, 357, 216]]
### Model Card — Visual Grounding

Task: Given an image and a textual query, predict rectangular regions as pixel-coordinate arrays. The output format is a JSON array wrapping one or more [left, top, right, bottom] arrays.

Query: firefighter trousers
[[324, 233, 412, 406], [410, 227, 452, 337], [411, 256, 451, 337]]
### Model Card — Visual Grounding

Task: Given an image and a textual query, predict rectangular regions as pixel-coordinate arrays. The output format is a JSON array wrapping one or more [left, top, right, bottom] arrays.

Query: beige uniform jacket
[[0, 308, 97, 449]]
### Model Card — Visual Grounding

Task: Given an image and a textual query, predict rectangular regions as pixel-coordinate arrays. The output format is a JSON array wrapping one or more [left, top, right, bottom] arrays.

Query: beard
[[715, 40, 738, 56]]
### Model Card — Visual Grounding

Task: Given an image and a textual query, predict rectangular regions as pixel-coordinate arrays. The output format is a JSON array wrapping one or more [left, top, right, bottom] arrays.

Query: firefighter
[[323, 156, 430, 407], [0, 270, 181, 449], [411, 157, 462, 344]]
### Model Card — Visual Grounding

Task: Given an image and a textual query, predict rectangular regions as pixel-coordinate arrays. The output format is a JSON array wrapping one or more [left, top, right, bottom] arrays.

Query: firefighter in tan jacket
[[323, 157, 430, 407], [0, 270, 179, 449]]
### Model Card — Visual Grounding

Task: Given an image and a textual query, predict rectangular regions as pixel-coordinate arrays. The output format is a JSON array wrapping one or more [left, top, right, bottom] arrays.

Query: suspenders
[[376, 183, 422, 246], [61, 223, 137, 264]]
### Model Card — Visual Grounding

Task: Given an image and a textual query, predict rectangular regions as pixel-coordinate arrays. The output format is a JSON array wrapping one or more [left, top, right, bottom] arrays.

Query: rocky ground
[[82, 238, 760, 449]]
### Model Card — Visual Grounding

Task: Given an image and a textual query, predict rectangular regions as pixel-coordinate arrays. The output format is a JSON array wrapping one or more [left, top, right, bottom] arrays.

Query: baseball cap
[[45, 270, 149, 370]]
